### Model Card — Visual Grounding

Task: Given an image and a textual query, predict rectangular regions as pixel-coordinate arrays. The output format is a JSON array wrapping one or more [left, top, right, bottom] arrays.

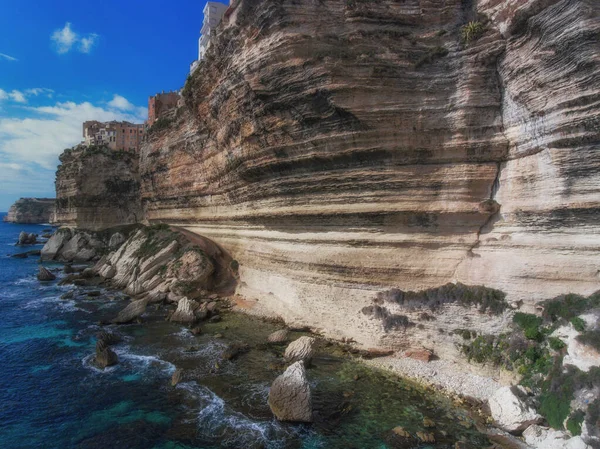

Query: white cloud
[[0, 89, 7, 100], [79, 34, 99, 53], [9, 90, 26, 103], [108, 94, 135, 111], [25, 88, 54, 98], [0, 53, 17, 62], [0, 94, 147, 177], [51, 22, 99, 54]]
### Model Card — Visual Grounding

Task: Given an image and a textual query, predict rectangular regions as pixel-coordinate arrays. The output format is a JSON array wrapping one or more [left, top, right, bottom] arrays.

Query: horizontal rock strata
[[138, 0, 600, 355]]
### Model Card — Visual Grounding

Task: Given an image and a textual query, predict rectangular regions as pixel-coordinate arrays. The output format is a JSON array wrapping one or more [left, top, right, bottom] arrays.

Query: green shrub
[[571, 317, 586, 332], [513, 312, 544, 341], [461, 21, 485, 44], [566, 410, 585, 436], [548, 337, 566, 351]]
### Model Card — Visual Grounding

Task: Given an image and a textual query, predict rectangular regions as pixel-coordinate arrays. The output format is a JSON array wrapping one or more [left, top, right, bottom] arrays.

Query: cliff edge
[[3, 198, 55, 224]]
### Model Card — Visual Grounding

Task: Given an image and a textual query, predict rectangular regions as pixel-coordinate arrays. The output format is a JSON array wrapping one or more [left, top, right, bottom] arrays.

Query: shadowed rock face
[[53, 146, 142, 231], [139, 0, 600, 350]]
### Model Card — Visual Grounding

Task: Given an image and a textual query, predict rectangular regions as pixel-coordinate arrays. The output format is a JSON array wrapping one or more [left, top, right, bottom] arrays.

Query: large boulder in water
[[489, 386, 542, 434], [17, 231, 37, 245], [112, 298, 148, 324], [95, 346, 118, 369], [170, 297, 198, 323], [284, 336, 316, 364], [37, 266, 56, 281], [268, 361, 313, 422]]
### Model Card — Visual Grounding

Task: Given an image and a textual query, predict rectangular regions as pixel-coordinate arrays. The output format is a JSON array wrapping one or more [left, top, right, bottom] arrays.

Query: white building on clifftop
[[190, 1, 229, 73]]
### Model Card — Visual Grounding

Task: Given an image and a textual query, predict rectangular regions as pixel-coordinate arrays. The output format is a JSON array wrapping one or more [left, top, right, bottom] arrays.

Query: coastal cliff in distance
[[139, 0, 600, 353], [53, 145, 142, 230], [3, 198, 55, 224]]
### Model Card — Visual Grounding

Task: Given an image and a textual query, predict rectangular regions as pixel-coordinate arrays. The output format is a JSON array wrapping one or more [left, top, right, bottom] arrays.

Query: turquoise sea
[[0, 213, 491, 448]]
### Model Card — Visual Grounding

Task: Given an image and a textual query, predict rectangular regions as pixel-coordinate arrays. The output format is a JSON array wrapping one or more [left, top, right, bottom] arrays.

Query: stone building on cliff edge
[[190, 1, 231, 74], [83, 120, 144, 152], [147, 91, 181, 126]]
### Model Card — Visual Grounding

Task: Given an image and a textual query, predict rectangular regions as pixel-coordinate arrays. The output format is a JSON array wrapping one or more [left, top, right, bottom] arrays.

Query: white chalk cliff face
[[140, 0, 600, 351]]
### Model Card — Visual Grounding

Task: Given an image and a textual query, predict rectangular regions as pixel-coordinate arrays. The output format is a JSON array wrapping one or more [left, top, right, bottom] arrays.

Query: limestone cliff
[[139, 0, 600, 354], [54, 145, 142, 230], [3, 198, 55, 223]]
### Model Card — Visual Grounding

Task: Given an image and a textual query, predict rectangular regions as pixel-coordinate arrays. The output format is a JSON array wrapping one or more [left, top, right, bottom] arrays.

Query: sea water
[[0, 214, 491, 448]]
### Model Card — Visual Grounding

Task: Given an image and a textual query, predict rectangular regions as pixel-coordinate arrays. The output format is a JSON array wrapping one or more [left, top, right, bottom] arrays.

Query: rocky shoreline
[[33, 224, 599, 448]]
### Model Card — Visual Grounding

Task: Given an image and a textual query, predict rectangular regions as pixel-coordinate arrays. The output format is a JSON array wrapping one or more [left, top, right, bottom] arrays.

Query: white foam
[[176, 381, 299, 448]]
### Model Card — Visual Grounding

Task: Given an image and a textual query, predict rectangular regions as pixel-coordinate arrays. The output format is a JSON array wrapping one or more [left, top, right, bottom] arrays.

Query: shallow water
[[0, 215, 490, 448]]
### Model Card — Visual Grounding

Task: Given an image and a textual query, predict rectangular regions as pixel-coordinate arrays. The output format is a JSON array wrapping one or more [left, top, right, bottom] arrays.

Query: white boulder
[[489, 386, 542, 434]]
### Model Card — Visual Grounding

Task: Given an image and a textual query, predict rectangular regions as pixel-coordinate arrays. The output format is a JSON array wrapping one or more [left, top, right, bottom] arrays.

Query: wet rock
[[41, 233, 53, 239], [268, 361, 313, 422], [171, 368, 183, 386], [95, 347, 118, 369], [11, 252, 28, 259], [17, 231, 37, 245], [37, 266, 56, 281], [82, 268, 95, 278], [416, 431, 435, 443], [61, 290, 74, 300], [489, 386, 542, 434], [284, 336, 315, 364], [170, 297, 198, 323], [96, 330, 122, 346], [268, 329, 290, 343], [404, 349, 433, 362], [87, 290, 101, 297], [222, 342, 250, 361], [27, 250, 41, 256], [191, 326, 202, 335], [209, 314, 222, 323], [112, 299, 148, 324], [64, 264, 74, 274]]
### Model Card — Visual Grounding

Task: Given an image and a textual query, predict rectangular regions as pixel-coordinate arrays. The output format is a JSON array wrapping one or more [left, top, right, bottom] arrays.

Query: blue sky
[[0, 0, 215, 211]]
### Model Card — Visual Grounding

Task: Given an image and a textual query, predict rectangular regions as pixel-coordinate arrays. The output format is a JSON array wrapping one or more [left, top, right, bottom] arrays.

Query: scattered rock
[[112, 299, 148, 324], [64, 264, 74, 274], [82, 268, 95, 278], [206, 301, 218, 312], [423, 417, 435, 428], [11, 252, 28, 259], [404, 349, 433, 362], [96, 330, 122, 346], [37, 266, 56, 281], [416, 431, 435, 443], [222, 342, 250, 361], [95, 347, 118, 369], [170, 297, 197, 323], [171, 368, 183, 386], [61, 290, 74, 300], [87, 290, 101, 297], [361, 348, 395, 359], [284, 336, 316, 364], [268, 361, 313, 422], [489, 386, 542, 434], [17, 231, 37, 245], [268, 329, 290, 343], [191, 326, 202, 335], [209, 314, 222, 323], [214, 333, 224, 338], [392, 426, 411, 438]]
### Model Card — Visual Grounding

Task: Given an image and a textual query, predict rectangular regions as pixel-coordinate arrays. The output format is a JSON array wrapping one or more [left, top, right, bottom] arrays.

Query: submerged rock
[[268, 361, 313, 422], [284, 336, 315, 364], [96, 330, 122, 346], [222, 342, 250, 361], [37, 266, 56, 281], [112, 299, 148, 324], [11, 252, 28, 259], [171, 368, 183, 386], [268, 329, 289, 343], [489, 386, 542, 434]]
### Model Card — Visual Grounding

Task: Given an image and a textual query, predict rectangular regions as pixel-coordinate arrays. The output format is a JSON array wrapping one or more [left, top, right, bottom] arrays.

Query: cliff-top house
[[83, 120, 145, 152], [147, 91, 181, 126], [190, 1, 230, 74]]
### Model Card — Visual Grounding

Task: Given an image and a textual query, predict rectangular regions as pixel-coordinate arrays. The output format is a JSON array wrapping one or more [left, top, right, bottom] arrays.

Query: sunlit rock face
[[4, 198, 55, 224], [54, 146, 142, 230], [140, 0, 600, 352]]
